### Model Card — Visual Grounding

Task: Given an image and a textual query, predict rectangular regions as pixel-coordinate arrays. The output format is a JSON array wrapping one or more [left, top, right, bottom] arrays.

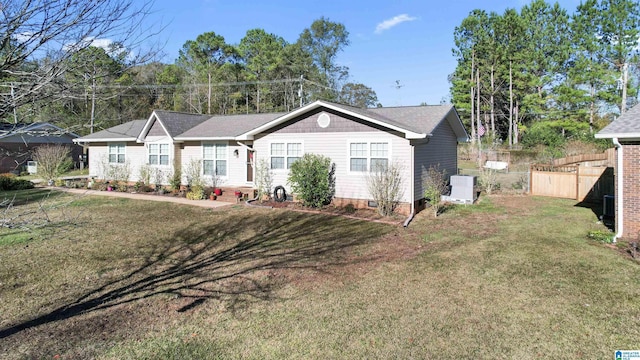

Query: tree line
[[450, 0, 640, 148], [1, 4, 378, 136]]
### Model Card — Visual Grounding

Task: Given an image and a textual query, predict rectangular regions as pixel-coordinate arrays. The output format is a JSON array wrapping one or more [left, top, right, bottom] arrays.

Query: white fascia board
[[136, 111, 171, 143], [73, 137, 136, 143], [239, 100, 426, 140], [174, 136, 236, 141], [595, 132, 640, 140]]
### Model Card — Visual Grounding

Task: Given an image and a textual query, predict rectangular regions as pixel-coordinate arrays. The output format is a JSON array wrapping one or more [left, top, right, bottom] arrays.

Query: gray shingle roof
[[176, 112, 286, 139], [77, 120, 146, 141], [153, 110, 212, 137], [596, 103, 640, 138], [366, 105, 454, 135], [75, 101, 465, 142]]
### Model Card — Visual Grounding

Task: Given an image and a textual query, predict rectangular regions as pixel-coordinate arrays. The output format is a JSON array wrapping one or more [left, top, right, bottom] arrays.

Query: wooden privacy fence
[[552, 148, 616, 167], [530, 164, 614, 202]]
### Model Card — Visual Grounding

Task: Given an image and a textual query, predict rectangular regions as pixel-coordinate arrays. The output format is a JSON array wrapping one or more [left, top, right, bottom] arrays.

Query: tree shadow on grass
[[0, 210, 392, 350]]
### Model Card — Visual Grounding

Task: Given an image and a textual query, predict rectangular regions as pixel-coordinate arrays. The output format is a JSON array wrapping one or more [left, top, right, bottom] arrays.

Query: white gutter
[[235, 141, 254, 152], [403, 144, 416, 227], [612, 138, 623, 243]]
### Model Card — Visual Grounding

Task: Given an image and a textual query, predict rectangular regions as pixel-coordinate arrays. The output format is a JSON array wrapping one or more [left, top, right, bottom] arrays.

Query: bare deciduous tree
[[0, 0, 159, 129], [32, 144, 71, 181], [423, 165, 448, 217], [367, 161, 404, 216]]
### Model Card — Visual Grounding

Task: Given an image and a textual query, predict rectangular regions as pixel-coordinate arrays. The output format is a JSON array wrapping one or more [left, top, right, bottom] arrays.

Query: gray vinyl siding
[[414, 120, 458, 201], [253, 131, 412, 203], [269, 110, 402, 135], [147, 119, 167, 136]]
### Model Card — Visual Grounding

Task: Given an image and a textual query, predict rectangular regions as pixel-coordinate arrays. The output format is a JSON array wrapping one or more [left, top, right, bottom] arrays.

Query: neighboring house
[[0, 122, 82, 174], [74, 100, 468, 215], [595, 103, 640, 241]]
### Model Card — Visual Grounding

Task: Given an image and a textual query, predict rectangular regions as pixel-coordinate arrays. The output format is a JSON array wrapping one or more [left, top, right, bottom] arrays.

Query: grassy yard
[[1, 190, 639, 359]]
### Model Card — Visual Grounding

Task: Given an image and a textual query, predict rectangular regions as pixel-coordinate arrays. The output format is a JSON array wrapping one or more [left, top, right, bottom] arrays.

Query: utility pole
[[299, 75, 304, 108]]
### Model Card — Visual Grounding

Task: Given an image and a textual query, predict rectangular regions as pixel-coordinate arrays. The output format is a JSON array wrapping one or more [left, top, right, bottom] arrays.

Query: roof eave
[[174, 136, 236, 141], [595, 133, 640, 140], [406, 132, 428, 140], [73, 137, 136, 143], [239, 100, 423, 139]]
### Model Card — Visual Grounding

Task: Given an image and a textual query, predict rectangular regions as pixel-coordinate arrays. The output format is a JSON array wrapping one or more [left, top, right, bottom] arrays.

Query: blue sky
[[149, 0, 582, 107]]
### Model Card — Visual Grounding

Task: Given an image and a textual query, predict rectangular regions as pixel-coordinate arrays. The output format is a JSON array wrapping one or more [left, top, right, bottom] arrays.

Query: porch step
[[210, 188, 255, 203]]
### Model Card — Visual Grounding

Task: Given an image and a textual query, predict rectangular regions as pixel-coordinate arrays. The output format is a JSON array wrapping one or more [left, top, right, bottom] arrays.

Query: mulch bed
[[248, 199, 407, 225]]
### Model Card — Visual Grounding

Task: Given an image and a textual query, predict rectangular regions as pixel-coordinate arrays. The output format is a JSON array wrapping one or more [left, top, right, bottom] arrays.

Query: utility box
[[27, 161, 37, 175], [441, 175, 477, 204]]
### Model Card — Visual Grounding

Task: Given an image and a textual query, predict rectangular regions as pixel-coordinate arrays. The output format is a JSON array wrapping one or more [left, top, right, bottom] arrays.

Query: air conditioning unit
[[441, 175, 477, 204], [602, 195, 615, 219]]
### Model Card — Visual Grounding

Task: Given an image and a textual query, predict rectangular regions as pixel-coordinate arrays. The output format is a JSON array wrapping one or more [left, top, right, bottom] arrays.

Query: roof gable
[[237, 100, 468, 141], [138, 110, 212, 142], [596, 103, 640, 140]]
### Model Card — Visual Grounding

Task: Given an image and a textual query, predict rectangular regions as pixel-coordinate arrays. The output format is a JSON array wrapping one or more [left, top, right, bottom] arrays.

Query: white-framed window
[[108, 143, 125, 164], [203, 143, 227, 176], [349, 141, 390, 172], [148, 143, 170, 165], [270, 142, 302, 170]]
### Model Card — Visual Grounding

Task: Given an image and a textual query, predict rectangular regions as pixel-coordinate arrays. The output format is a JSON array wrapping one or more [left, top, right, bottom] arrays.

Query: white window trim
[[108, 143, 126, 164], [347, 139, 392, 175], [268, 140, 304, 171], [147, 142, 171, 167], [202, 141, 229, 178]]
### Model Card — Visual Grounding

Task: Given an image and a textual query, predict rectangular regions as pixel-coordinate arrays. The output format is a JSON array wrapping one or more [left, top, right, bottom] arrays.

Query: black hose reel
[[273, 185, 287, 202]]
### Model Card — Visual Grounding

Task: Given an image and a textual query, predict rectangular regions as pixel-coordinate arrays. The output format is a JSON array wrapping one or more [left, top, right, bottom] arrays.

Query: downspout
[[612, 138, 623, 243], [403, 144, 415, 227]]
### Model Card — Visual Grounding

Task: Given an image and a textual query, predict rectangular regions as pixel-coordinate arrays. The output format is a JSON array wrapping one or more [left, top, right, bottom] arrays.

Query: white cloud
[[14, 32, 34, 43], [89, 38, 114, 50], [375, 14, 417, 34]]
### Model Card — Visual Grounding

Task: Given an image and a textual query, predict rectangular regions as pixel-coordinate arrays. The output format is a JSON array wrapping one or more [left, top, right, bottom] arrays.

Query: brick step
[[208, 190, 254, 203]]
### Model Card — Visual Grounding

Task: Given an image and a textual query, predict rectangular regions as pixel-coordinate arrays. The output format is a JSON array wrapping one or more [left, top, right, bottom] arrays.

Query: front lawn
[[0, 191, 638, 359]]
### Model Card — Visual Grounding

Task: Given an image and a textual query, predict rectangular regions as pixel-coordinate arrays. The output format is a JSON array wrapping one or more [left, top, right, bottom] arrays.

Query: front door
[[246, 150, 254, 183]]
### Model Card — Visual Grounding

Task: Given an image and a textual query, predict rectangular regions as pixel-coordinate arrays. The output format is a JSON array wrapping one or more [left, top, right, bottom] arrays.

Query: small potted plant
[[210, 172, 222, 196]]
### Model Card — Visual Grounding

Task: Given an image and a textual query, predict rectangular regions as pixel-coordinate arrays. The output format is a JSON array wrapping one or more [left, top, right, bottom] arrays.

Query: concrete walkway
[[48, 187, 234, 209]]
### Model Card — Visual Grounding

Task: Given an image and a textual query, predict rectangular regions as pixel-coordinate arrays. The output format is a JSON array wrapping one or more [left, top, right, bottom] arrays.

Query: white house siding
[[180, 140, 248, 187], [88, 142, 146, 182], [144, 135, 174, 184], [253, 131, 413, 203], [413, 120, 458, 201]]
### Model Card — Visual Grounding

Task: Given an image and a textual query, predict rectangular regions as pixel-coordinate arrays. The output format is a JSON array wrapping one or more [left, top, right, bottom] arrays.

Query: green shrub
[[186, 185, 205, 200], [169, 166, 182, 192], [0, 174, 34, 190], [521, 122, 565, 149], [343, 203, 356, 214], [287, 153, 334, 208], [587, 230, 614, 244]]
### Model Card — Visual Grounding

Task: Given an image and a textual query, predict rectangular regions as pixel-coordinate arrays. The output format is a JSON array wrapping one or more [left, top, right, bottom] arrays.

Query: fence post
[[575, 164, 580, 200], [529, 164, 534, 196]]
